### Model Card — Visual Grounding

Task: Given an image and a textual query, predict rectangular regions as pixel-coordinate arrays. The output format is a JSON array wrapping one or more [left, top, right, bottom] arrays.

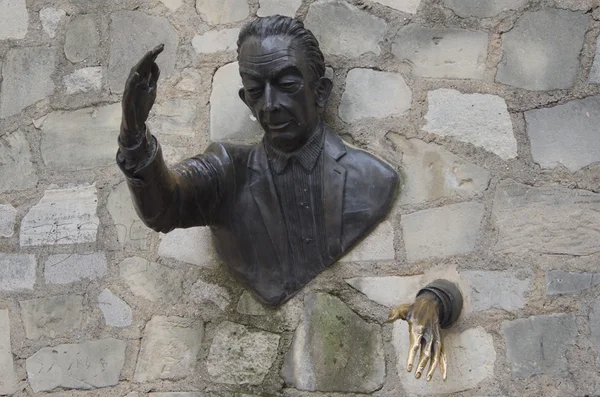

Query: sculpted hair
[[237, 15, 326, 86]]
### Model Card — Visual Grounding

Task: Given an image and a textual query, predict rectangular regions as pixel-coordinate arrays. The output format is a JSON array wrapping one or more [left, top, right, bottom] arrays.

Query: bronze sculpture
[[117, 15, 462, 382]]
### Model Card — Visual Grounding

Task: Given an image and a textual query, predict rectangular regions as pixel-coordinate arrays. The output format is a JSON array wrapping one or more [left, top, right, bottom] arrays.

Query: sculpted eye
[[247, 87, 263, 98], [279, 81, 300, 92]]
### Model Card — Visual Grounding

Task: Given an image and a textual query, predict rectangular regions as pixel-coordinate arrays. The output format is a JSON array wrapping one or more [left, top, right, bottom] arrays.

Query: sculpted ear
[[314, 77, 333, 109]]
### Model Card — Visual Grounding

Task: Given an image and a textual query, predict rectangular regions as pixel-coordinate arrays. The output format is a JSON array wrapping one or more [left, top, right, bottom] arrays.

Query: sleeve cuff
[[417, 279, 463, 329]]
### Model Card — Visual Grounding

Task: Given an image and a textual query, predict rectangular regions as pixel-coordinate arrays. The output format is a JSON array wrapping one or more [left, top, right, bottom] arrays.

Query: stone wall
[[1, 0, 600, 396]]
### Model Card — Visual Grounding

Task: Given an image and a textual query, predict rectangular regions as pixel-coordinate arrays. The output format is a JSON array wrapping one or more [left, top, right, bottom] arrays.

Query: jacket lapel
[[323, 129, 347, 259]]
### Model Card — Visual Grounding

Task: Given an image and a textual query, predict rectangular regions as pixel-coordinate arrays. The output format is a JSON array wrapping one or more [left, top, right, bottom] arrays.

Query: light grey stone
[[45, 252, 107, 284], [41, 104, 121, 171], [120, 257, 184, 303], [26, 339, 127, 392], [461, 270, 531, 312], [402, 202, 484, 262], [107, 181, 151, 250], [393, 323, 496, 395], [64, 15, 99, 63], [134, 316, 204, 382], [190, 279, 230, 310], [443, 0, 527, 17], [20, 185, 99, 246], [0, 47, 56, 118], [258, 0, 301, 16], [493, 181, 600, 256], [0, 253, 37, 291], [192, 28, 240, 53], [339, 220, 395, 262], [589, 38, 600, 83], [546, 270, 600, 295], [339, 68, 411, 122], [374, 0, 420, 13], [0, 130, 37, 192], [0, 0, 28, 39], [282, 293, 385, 392], [305, 0, 387, 58], [502, 314, 577, 378], [206, 321, 280, 385], [236, 290, 268, 315], [0, 204, 17, 237], [346, 275, 424, 307], [236, 291, 302, 330], [392, 25, 488, 79], [158, 227, 218, 266], [423, 89, 517, 160], [0, 310, 17, 396], [40, 8, 66, 38], [389, 134, 491, 205], [176, 69, 202, 92], [150, 394, 204, 397], [210, 62, 263, 143], [148, 99, 197, 136], [196, 0, 249, 24], [20, 295, 83, 339], [525, 97, 600, 172], [496, 9, 588, 90], [98, 289, 133, 327], [160, 0, 183, 11], [64, 67, 102, 94], [589, 297, 600, 359], [108, 11, 179, 94]]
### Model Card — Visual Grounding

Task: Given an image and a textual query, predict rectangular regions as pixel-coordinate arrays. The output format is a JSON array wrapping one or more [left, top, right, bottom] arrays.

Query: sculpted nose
[[263, 84, 279, 113]]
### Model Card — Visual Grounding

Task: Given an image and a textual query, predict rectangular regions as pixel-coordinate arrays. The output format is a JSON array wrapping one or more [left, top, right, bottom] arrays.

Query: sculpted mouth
[[267, 120, 292, 130]]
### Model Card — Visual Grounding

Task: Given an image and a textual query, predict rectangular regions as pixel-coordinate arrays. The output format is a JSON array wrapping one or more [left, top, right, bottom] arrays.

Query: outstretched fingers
[[440, 343, 448, 381], [426, 340, 442, 381], [406, 325, 423, 373], [415, 335, 433, 379]]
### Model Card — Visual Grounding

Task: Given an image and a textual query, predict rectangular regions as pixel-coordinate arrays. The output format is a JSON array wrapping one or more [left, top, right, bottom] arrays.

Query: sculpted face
[[238, 35, 332, 152]]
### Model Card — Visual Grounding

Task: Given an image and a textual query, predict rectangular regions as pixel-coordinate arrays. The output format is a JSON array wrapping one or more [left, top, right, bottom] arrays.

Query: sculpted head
[[237, 16, 333, 152]]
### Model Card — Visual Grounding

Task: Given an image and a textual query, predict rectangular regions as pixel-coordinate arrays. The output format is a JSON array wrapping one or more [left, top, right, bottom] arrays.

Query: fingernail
[[415, 372, 421, 379], [407, 364, 412, 372], [426, 375, 432, 381]]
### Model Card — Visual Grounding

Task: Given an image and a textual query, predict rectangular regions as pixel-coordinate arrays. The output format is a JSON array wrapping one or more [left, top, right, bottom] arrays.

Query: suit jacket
[[119, 126, 399, 306]]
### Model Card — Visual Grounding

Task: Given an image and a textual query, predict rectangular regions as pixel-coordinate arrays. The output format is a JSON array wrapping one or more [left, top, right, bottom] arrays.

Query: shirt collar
[[264, 124, 325, 174]]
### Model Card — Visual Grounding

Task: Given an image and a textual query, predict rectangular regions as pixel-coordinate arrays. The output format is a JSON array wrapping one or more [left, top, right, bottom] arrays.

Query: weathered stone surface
[[392, 25, 487, 79], [339, 68, 411, 122], [0, 310, 18, 396], [176, 69, 202, 92], [196, 0, 249, 24], [461, 270, 531, 312], [496, 9, 588, 90], [64, 15, 99, 63], [423, 89, 517, 160], [340, 220, 395, 262], [236, 291, 302, 329], [402, 202, 484, 262], [493, 181, 600, 256], [0, 253, 37, 291], [98, 289, 133, 327], [590, 38, 600, 83], [150, 394, 203, 397], [546, 270, 600, 295], [502, 314, 577, 378], [120, 257, 184, 303], [346, 275, 423, 307], [0, 204, 17, 237], [159, 227, 218, 266], [40, 8, 66, 38], [282, 293, 385, 392], [0, 130, 37, 192], [0, 47, 56, 118], [207, 321, 280, 385], [107, 181, 151, 249], [20, 185, 99, 246], [0, 0, 28, 39], [374, 0, 420, 13], [190, 279, 230, 310], [148, 99, 197, 136], [64, 67, 102, 94], [134, 316, 204, 382], [258, 0, 302, 16], [109, 11, 179, 93], [237, 290, 268, 315], [45, 252, 107, 284], [389, 134, 491, 205], [192, 28, 239, 53], [393, 323, 496, 394], [41, 104, 121, 171], [26, 339, 127, 392], [443, 0, 527, 17], [210, 62, 263, 142], [20, 295, 83, 339], [305, 0, 387, 58], [589, 297, 600, 358], [160, 0, 183, 11], [525, 97, 600, 172]]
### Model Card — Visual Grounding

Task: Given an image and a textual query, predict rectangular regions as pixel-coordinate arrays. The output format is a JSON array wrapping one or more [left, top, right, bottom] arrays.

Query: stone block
[[0, 130, 37, 192], [402, 202, 484, 262], [443, 0, 527, 17], [423, 89, 517, 160], [107, 181, 152, 250], [45, 252, 107, 284], [20, 185, 99, 246], [340, 220, 395, 262], [0, 204, 17, 237], [160, 0, 183, 11], [374, 0, 420, 13], [461, 270, 531, 312], [0, 310, 18, 396], [98, 289, 133, 327], [134, 316, 204, 382], [20, 295, 83, 339], [41, 104, 121, 171], [346, 275, 424, 307], [190, 279, 230, 310], [150, 394, 203, 397], [64, 15, 99, 63], [502, 314, 577, 378], [196, 0, 249, 24], [393, 323, 496, 394], [26, 339, 127, 392], [258, 0, 302, 16], [496, 9, 588, 90], [236, 291, 302, 330], [492, 181, 600, 256], [282, 293, 385, 392], [108, 11, 179, 94], [339, 68, 411, 122], [0, 0, 28, 39], [120, 257, 184, 303], [64, 67, 102, 94], [305, 0, 387, 58], [589, 38, 600, 83], [192, 28, 239, 53], [236, 290, 267, 315], [158, 227, 218, 266], [0, 47, 56, 118], [207, 321, 280, 385], [176, 69, 202, 92], [589, 297, 600, 358], [0, 253, 37, 292], [546, 270, 600, 295], [40, 8, 65, 38], [392, 25, 488, 79], [525, 96, 600, 172], [148, 99, 197, 136]]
